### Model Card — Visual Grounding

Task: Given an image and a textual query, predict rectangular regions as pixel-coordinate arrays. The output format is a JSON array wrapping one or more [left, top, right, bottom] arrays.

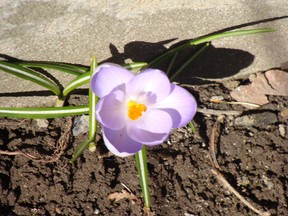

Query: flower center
[[128, 100, 147, 120]]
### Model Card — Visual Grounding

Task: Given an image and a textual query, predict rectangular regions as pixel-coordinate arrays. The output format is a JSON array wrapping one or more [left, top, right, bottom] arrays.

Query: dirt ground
[[0, 77, 287, 216]]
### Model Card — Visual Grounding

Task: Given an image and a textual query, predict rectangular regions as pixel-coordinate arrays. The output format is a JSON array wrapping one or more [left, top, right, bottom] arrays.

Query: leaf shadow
[[102, 15, 288, 85]]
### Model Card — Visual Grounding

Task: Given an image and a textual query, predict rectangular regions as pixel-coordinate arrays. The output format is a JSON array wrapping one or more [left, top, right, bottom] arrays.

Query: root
[[0, 117, 72, 163]]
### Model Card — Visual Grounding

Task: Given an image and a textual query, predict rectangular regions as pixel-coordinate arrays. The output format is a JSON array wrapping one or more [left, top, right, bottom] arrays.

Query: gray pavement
[[0, 0, 287, 107]]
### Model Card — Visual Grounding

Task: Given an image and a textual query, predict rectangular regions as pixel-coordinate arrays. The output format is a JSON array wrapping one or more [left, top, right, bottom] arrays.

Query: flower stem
[[135, 146, 150, 210], [88, 57, 98, 151]]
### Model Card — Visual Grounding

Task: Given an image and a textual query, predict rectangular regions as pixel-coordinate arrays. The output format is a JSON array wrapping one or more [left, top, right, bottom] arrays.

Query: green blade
[[0, 105, 89, 119], [63, 72, 90, 96], [170, 42, 210, 81], [63, 61, 150, 96], [123, 62, 148, 70], [17, 61, 89, 76], [148, 28, 275, 68], [135, 146, 151, 209], [0, 61, 62, 97], [70, 138, 93, 163]]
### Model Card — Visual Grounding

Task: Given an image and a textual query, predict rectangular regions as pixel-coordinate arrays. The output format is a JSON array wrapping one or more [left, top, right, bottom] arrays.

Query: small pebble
[[234, 112, 277, 128], [210, 95, 224, 101], [35, 119, 49, 128], [72, 115, 89, 136], [176, 154, 183, 160], [280, 109, 288, 118], [278, 124, 286, 137], [94, 208, 100, 215], [223, 80, 240, 89], [234, 115, 254, 127], [184, 212, 195, 216]]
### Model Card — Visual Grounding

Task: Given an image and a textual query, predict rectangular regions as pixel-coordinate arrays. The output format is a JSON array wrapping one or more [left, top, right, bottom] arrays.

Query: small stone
[[278, 124, 286, 137], [265, 70, 288, 96], [280, 109, 288, 118], [230, 70, 288, 108], [72, 115, 89, 136], [210, 95, 224, 101], [94, 208, 100, 215], [234, 115, 255, 127], [261, 175, 274, 190], [237, 176, 250, 186], [223, 80, 240, 89], [247, 131, 254, 137], [176, 154, 183, 160], [234, 112, 277, 128], [184, 212, 195, 216], [35, 119, 49, 128]]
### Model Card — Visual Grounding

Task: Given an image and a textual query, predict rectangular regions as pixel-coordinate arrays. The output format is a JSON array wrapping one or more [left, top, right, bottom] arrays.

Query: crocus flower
[[91, 63, 197, 157]]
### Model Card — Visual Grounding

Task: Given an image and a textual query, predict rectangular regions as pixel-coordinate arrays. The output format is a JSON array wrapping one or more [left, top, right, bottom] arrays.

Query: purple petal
[[126, 69, 171, 104], [96, 86, 127, 130], [127, 109, 172, 145], [91, 63, 134, 97], [102, 126, 143, 157], [152, 84, 197, 128]]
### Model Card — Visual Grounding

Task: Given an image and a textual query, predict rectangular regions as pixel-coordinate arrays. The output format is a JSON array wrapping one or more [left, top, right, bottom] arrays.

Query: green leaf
[[63, 72, 90, 96], [135, 146, 151, 209], [0, 61, 62, 97], [148, 28, 275, 68], [70, 138, 92, 163], [188, 120, 196, 133], [166, 52, 179, 76], [170, 42, 210, 81], [0, 105, 89, 119], [123, 62, 147, 70], [63, 61, 149, 96], [17, 61, 89, 76]]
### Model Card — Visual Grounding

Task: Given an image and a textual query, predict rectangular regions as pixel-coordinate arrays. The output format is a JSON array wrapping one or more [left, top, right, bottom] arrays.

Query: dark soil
[[0, 79, 287, 216]]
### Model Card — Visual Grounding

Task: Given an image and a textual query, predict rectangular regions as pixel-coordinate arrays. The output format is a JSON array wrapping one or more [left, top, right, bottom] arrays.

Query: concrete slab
[[0, 0, 287, 107]]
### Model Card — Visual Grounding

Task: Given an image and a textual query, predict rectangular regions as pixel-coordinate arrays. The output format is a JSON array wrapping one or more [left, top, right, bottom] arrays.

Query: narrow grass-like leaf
[[0, 105, 89, 119], [188, 121, 196, 133], [123, 62, 147, 70], [135, 146, 150, 209], [166, 52, 179, 76], [0, 61, 62, 97], [63, 72, 90, 96], [170, 42, 210, 81], [17, 61, 89, 76], [70, 138, 92, 163], [148, 28, 275, 68], [63, 62, 149, 96]]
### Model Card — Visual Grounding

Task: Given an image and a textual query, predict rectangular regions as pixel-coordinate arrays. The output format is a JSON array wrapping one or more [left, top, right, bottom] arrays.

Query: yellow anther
[[128, 100, 147, 120]]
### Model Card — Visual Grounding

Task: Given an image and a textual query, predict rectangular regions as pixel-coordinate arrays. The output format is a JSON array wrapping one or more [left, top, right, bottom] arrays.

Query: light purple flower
[[91, 63, 197, 157]]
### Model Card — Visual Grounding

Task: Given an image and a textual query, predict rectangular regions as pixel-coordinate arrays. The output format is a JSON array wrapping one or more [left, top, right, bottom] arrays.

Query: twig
[[0, 149, 38, 159], [211, 168, 270, 216], [197, 108, 242, 116], [208, 120, 220, 169], [209, 117, 271, 216]]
